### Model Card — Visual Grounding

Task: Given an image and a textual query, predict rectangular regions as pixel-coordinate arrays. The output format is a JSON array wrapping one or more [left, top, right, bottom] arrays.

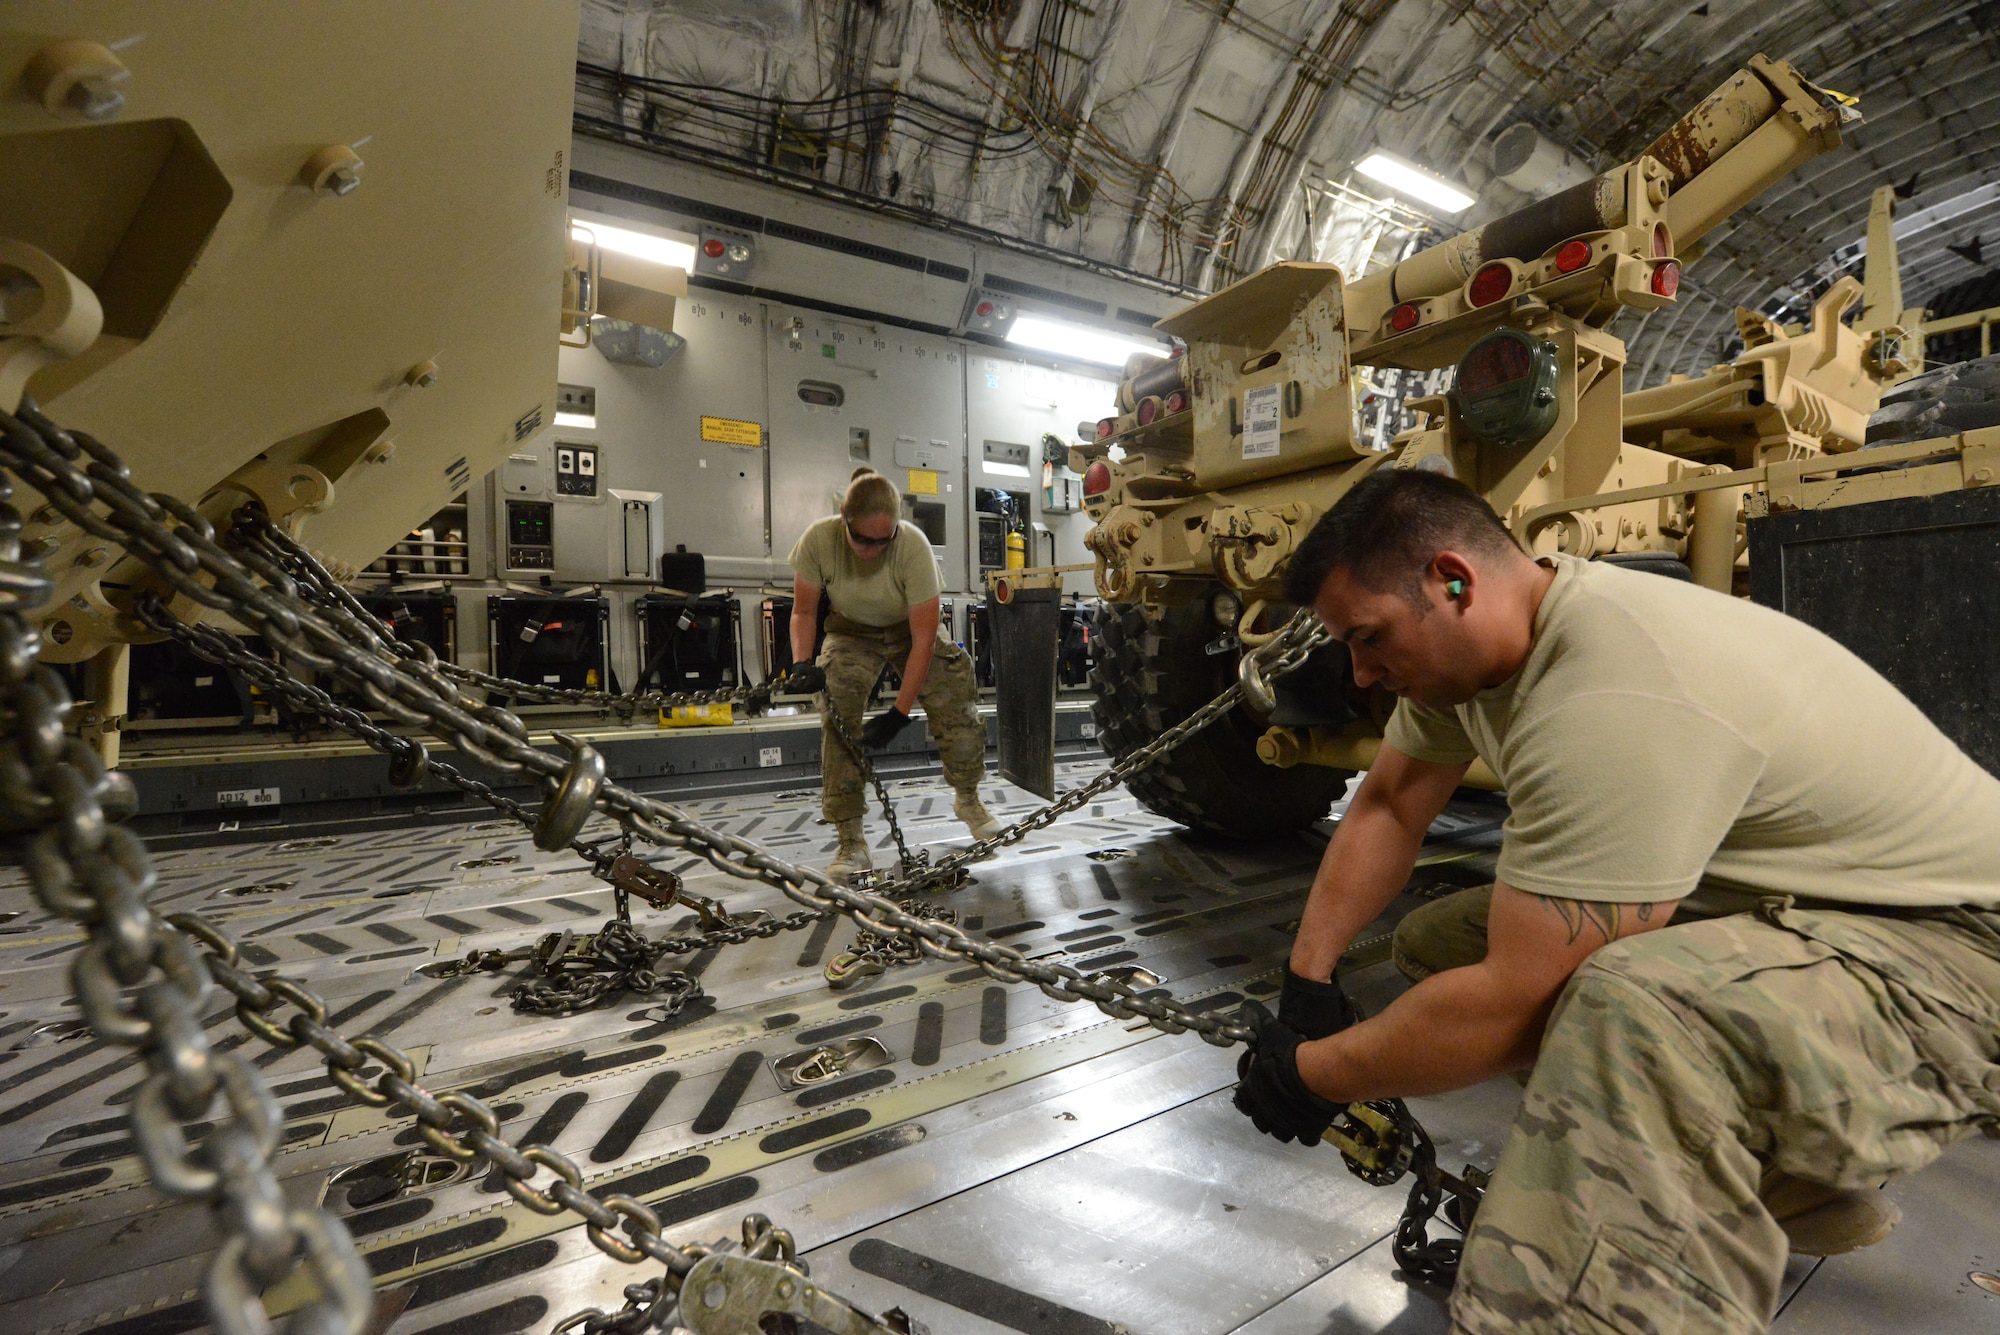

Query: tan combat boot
[[1760, 1169, 1901, 1256], [826, 819, 872, 884], [954, 793, 1002, 841]]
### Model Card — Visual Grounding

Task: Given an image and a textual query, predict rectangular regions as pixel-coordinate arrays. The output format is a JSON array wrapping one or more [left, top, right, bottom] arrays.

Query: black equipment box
[[1059, 599, 1096, 687], [970, 596, 1095, 691], [636, 593, 740, 693], [659, 545, 706, 596], [355, 588, 458, 662], [1748, 486, 2000, 776], [487, 594, 609, 695], [129, 636, 268, 724]]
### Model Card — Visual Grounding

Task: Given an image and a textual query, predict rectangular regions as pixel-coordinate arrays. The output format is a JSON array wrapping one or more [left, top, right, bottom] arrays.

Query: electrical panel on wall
[[555, 441, 599, 498], [505, 499, 555, 571]]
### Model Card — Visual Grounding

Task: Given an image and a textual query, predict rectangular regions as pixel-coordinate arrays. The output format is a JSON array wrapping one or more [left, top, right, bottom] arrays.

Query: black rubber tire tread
[[1088, 598, 1350, 839], [1866, 351, 2000, 446]]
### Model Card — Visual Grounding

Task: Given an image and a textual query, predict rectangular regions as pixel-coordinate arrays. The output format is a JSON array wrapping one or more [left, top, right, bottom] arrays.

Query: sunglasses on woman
[[845, 522, 894, 549]]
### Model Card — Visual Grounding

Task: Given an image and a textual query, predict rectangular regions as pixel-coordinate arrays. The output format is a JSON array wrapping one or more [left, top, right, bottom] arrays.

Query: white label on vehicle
[[1080, 721, 1097, 738], [759, 746, 783, 768], [542, 674, 562, 683], [217, 787, 280, 808], [1242, 384, 1281, 459], [194, 676, 214, 687]]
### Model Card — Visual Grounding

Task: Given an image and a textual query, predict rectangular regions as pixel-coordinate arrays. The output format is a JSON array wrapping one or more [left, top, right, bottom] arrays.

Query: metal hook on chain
[[535, 732, 605, 851]]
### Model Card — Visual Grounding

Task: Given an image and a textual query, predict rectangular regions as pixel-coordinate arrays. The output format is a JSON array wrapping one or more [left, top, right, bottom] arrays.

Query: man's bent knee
[[1392, 885, 1493, 981]]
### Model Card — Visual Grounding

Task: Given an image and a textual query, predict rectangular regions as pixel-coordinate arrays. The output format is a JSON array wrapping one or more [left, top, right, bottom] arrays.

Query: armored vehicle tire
[[1089, 600, 1352, 839], [1865, 351, 2000, 446]]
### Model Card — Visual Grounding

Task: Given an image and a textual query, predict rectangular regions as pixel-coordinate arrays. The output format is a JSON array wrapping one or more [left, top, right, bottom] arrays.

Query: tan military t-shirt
[[788, 516, 940, 628], [1384, 554, 2000, 909]]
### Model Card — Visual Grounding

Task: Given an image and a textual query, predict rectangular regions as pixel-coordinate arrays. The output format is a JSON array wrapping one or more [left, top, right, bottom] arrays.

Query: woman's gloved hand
[[857, 706, 912, 750], [781, 662, 826, 695]]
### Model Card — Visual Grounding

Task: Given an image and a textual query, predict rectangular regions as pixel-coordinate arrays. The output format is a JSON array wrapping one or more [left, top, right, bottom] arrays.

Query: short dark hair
[[1282, 465, 1520, 609]]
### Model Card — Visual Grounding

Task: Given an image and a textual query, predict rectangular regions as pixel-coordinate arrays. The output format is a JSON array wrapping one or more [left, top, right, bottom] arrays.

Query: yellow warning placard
[[700, 415, 763, 446], [908, 468, 940, 496]]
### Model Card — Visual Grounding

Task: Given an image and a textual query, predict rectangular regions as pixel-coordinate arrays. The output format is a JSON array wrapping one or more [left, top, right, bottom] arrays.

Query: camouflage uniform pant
[[1402, 891, 2000, 1334], [817, 628, 986, 824]]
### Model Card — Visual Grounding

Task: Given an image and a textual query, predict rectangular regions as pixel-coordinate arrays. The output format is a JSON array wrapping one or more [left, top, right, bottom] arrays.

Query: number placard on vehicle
[[759, 746, 783, 768], [217, 787, 280, 809], [1242, 384, 1281, 459]]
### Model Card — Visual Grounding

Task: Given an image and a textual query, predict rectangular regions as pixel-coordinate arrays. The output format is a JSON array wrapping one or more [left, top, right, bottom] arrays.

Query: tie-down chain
[[0, 399, 1481, 1335]]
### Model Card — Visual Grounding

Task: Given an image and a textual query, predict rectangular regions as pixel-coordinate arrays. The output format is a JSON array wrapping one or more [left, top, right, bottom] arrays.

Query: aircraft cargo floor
[[0, 758, 1993, 1334]]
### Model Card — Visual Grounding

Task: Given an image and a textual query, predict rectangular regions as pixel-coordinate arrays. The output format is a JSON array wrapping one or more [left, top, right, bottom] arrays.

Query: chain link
[[1388, 1110, 1488, 1288], [0, 423, 371, 1334], [872, 606, 1328, 897]]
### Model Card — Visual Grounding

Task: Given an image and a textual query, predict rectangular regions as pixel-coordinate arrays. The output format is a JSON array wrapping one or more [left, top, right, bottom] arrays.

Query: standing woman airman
[[783, 468, 999, 882]]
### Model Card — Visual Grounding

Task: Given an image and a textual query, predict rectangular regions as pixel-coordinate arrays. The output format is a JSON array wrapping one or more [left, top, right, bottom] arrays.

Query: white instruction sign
[[217, 787, 280, 808], [1242, 384, 1281, 459], [759, 746, 783, 768]]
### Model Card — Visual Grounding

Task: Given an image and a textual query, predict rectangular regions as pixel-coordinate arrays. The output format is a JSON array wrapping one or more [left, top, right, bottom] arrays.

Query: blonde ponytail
[[841, 468, 900, 522]]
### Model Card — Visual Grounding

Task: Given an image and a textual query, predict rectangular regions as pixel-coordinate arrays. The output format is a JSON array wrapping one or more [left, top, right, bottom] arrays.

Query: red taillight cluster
[[1651, 260, 1681, 298], [1095, 417, 1116, 440], [1165, 389, 1187, 414], [1084, 460, 1112, 496], [1136, 396, 1161, 426], [1389, 303, 1422, 332], [1653, 222, 1673, 258], [1468, 262, 1514, 307], [1554, 240, 1592, 274]]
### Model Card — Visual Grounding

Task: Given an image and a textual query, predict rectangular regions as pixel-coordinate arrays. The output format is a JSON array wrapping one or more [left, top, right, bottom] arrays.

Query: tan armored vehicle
[[1063, 56, 1994, 837]]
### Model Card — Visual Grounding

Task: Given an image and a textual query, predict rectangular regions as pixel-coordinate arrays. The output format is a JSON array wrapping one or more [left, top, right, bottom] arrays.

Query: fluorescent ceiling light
[[552, 410, 596, 429], [1005, 314, 1170, 369], [1354, 153, 1475, 215], [570, 218, 697, 273]]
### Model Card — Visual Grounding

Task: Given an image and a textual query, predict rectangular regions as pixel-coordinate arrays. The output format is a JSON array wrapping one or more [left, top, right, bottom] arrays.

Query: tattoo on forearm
[[1537, 895, 1648, 946]]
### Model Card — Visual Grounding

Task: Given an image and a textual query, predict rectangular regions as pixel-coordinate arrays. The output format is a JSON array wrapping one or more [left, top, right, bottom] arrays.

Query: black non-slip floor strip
[[362, 976, 470, 1039], [405, 1239, 560, 1312], [690, 1050, 763, 1135], [795, 1015, 880, 1045], [796, 913, 841, 968], [247, 905, 335, 937], [848, 1237, 1126, 1335], [403, 1295, 548, 1335], [813, 1122, 926, 1173], [796, 1067, 894, 1108], [980, 987, 1008, 1045], [590, 1069, 681, 1163], [912, 1001, 944, 1066]]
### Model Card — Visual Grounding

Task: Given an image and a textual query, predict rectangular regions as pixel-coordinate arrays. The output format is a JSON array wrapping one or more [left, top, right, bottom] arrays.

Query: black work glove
[[856, 706, 912, 750], [1278, 968, 1360, 1041], [782, 662, 826, 695], [1232, 1000, 1342, 1146]]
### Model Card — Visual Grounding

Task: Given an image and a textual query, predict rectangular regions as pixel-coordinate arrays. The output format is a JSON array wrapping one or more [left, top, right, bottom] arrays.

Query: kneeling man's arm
[[1294, 883, 1678, 1102]]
